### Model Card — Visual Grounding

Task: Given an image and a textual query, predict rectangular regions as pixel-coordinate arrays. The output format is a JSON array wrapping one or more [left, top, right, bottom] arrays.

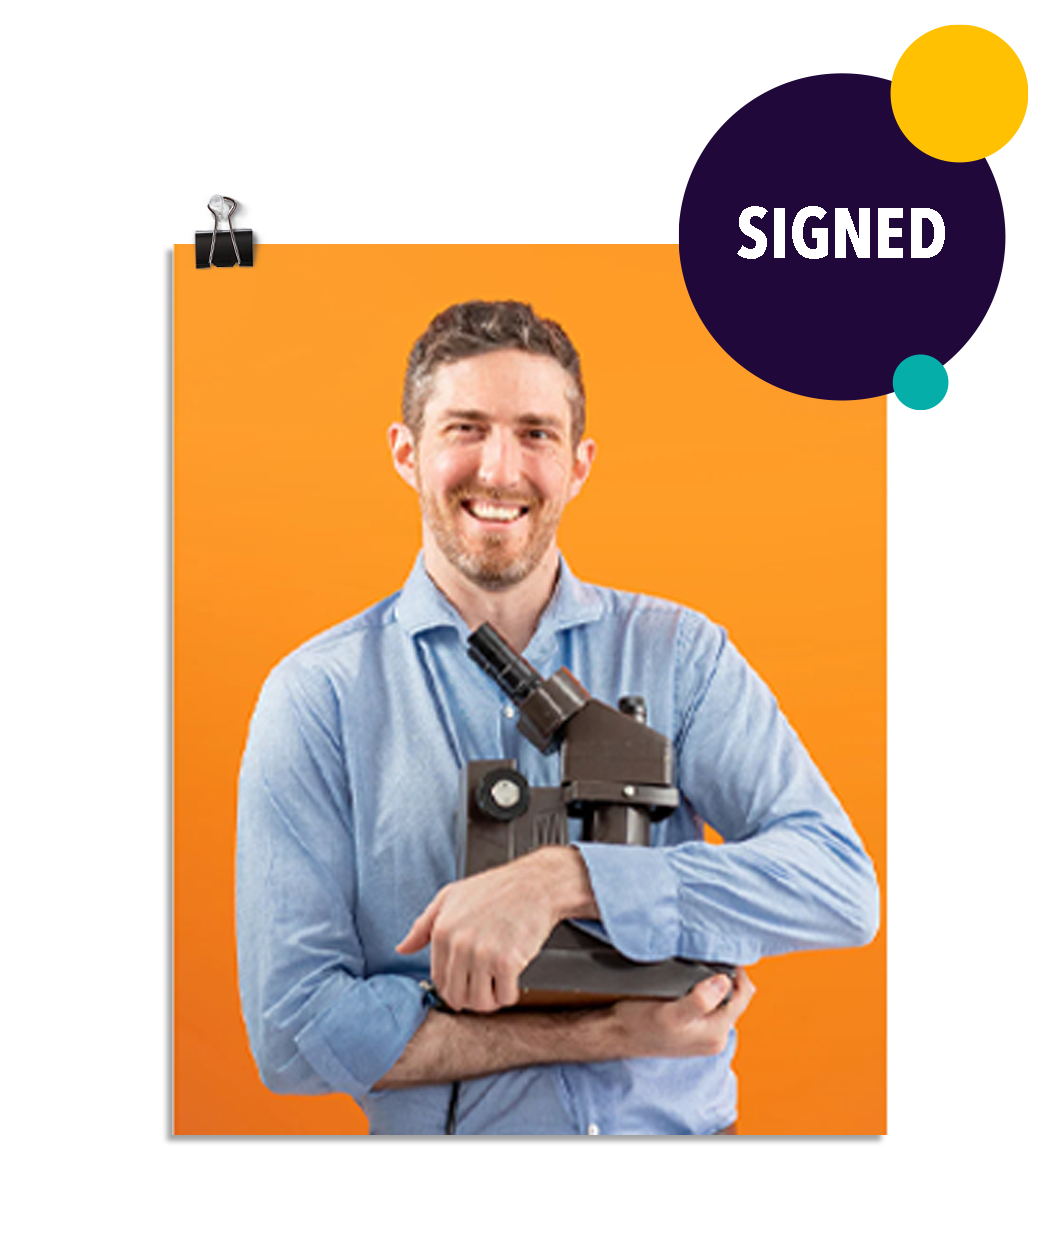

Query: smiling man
[[236, 300, 879, 1136]]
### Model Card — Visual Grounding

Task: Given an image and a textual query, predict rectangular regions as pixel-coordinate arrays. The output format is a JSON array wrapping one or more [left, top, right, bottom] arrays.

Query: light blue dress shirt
[[236, 555, 878, 1135]]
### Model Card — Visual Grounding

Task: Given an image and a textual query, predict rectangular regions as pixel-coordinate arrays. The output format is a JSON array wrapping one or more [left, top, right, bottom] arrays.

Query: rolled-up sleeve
[[236, 663, 428, 1101], [575, 614, 879, 966]]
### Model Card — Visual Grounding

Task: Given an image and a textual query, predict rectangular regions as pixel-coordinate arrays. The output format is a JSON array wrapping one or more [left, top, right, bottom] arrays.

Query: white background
[[3, 1, 1056, 1256]]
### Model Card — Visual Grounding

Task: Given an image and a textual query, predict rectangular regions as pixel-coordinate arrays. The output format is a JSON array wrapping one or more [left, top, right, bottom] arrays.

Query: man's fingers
[[395, 898, 441, 955], [677, 967, 754, 1021], [493, 960, 523, 1010], [723, 967, 755, 1021], [467, 962, 498, 1014], [395, 863, 552, 1008], [681, 972, 736, 1018]]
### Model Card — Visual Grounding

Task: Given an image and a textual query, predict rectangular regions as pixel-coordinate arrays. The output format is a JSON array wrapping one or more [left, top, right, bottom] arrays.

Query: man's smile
[[461, 499, 531, 525]]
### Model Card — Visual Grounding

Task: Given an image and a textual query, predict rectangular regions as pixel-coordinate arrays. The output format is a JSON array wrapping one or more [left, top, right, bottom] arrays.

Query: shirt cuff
[[572, 842, 682, 963], [293, 972, 429, 1101]]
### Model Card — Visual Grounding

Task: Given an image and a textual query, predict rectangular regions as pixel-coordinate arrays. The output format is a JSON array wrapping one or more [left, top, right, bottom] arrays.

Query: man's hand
[[395, 847, 597, 1012], [609, 967, 755, 1059]]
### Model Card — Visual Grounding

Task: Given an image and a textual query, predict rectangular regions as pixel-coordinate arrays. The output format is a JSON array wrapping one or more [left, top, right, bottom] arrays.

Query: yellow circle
[[891, 25, 1028, 162]]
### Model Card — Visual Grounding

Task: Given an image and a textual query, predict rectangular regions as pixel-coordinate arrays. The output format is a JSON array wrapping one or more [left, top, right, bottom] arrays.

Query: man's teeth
[[467, 502, 525, 522]]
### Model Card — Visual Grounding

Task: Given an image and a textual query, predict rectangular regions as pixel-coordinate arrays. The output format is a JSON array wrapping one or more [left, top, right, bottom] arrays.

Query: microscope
[[458, 622, 735, 1007]]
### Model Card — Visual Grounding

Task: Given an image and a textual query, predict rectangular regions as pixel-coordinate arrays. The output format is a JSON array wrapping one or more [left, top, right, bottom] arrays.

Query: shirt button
[[586, 1123, 600, 1136], [503, 705, 516, 720]]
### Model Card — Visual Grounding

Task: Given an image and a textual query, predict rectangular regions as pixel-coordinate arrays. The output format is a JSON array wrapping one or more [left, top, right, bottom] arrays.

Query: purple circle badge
[[679, 74, 1005, 401]]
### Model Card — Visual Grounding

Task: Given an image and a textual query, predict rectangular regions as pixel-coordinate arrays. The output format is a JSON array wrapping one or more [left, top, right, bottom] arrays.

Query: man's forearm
[[374, 969, 748, 1089], [374, 1005, 619, 1089]]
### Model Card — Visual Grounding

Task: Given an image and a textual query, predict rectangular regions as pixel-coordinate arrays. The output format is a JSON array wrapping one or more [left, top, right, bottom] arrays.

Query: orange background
[[174, 244, 885, 1136]]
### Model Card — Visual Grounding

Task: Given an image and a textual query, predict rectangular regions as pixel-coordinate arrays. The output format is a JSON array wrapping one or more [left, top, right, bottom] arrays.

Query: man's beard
[[420, 482, 563, 592]]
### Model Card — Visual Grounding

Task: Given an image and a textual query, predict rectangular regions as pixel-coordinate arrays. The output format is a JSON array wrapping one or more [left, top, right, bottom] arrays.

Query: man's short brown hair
[[402, 301, 586, 445]]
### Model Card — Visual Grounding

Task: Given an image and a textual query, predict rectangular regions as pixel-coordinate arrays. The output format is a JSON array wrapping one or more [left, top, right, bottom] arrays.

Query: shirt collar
[[394, 552, 605, 643]]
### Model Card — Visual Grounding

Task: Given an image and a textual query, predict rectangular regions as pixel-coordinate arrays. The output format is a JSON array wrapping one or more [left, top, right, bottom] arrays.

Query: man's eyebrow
[[441, 409, 490, 421], [516, 414, 565, 429]]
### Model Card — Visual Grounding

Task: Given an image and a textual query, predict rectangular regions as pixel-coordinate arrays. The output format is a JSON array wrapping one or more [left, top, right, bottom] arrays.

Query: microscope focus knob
[[476, 767, 531, 821]]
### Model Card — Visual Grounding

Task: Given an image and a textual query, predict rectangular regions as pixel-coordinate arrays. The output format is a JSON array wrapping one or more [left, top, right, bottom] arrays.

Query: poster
[[174, 246, 885, 1135]]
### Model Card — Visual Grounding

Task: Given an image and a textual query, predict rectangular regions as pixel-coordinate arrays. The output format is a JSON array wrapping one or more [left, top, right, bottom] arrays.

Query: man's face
[[391, 349, 594, 591]]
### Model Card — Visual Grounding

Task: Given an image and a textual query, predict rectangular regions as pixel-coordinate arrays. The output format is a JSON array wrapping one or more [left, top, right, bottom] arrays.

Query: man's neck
[[422, 543, 560, 655]]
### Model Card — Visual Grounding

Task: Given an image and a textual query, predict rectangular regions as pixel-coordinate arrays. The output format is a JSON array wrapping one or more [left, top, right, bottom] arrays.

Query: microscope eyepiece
[[468, 622, 591, 751], [467, 623, 543, 706]]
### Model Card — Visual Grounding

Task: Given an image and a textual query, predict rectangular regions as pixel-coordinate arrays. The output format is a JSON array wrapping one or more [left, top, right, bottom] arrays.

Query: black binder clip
[[195, 195, 254, 269]]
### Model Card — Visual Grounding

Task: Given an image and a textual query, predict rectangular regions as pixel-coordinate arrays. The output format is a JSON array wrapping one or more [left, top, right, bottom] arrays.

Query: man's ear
[[566, 437, 597, 504], [388, 423, 419, 490]]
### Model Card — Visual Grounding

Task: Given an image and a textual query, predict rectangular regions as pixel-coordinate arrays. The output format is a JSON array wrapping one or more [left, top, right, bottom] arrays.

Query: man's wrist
[[527, 845, 599, 922]]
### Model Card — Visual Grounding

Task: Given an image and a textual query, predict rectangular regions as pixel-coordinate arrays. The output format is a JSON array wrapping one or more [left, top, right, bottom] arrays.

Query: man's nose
[[477, 428, 521, 487]]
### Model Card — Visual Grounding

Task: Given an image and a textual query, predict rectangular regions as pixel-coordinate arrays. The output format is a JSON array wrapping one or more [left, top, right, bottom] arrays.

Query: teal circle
[[893, 355, 949, 410]]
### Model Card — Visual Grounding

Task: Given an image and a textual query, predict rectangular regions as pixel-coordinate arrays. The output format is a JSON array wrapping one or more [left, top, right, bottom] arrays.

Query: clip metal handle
[[207, 195, 241, 267]]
